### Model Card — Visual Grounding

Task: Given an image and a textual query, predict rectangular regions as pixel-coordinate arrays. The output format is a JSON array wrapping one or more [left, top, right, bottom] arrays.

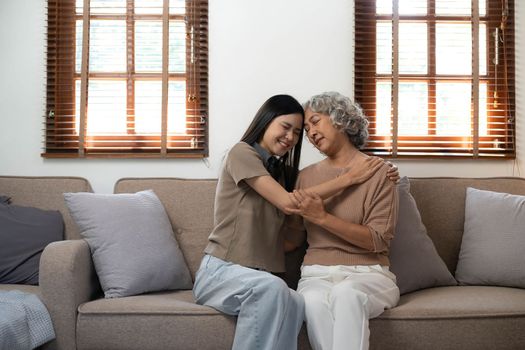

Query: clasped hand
[[288, 189, 327, 225]]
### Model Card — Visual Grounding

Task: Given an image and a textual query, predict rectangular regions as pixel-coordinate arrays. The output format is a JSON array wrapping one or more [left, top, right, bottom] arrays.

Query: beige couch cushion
[[370, 286, 525, 350], [76, 286, 525, 350], [77, 290, 236, 350], [381, 286, 525, 319]]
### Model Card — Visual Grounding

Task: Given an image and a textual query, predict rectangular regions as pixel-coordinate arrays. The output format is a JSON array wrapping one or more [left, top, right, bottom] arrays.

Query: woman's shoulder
[[230, 141, 251, 152], [225, 142, 264, 170], [228, 142, 259, 158], [366, 160, 391, 181]]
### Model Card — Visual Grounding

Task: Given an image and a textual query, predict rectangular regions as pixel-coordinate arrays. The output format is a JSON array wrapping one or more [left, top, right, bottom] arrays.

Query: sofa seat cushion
[[78, 290, 217, 315], [379, 286, 525, 319], [368, 286, 525, 350], [76, 290, 236, 350]]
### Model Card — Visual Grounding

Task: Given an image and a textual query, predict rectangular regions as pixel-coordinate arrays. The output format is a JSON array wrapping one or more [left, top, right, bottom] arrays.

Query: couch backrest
[[409, 177, 525, 273], [114, 176, 525, 280], [114, 177, 217, 279], [0, 176, 93, 240]]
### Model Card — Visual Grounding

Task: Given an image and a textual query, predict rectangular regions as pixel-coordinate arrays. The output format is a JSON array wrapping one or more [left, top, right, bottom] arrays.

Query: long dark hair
[[241, 94, 304, 191]]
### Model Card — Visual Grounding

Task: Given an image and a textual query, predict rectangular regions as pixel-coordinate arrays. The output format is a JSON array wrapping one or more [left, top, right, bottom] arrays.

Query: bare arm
[[245, 156, 384, 214], [244, 176, 297, 214]]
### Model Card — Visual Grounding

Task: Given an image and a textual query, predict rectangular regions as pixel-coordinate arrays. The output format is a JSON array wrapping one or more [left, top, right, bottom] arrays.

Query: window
[[355, 0, 514, 158], [44, 0, 208, 158]]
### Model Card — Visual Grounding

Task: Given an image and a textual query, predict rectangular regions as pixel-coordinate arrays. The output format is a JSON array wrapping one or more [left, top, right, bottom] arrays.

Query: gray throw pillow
[[389, 177, 457, 294], [0, 202, 64, 285], [455, 187, 525, 288], [64, 190, 192, 298]]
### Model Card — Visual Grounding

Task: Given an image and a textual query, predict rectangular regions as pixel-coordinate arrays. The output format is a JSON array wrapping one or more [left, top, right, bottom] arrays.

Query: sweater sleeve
[[363, 167, 398, 254]]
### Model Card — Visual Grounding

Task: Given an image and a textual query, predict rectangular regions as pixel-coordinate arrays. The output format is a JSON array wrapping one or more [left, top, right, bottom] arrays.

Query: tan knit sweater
[[285, 159, 398, 266]]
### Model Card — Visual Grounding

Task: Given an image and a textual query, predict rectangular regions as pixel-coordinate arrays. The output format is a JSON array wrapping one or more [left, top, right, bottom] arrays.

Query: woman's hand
[[385, 161, 400, 183], [288, 189, 327, 225], [343, 156, 383, 186]]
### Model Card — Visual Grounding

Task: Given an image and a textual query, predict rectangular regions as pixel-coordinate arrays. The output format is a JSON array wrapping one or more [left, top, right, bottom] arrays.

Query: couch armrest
[[39, 240, 101, 350]]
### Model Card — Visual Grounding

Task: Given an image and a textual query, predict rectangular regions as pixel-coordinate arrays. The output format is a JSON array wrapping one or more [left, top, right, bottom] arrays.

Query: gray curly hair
[[303, 91, 369, 149]]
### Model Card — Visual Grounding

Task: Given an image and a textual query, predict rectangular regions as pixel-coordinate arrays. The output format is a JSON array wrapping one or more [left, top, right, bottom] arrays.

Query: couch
[[9, 176, 525, 349]]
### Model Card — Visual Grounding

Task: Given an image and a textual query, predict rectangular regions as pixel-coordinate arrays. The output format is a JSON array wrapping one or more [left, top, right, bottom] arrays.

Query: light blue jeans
[[193, 254, 305, 350]]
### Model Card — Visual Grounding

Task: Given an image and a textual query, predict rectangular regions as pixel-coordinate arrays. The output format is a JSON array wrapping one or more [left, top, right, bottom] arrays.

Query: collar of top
[[251, 142, 283, 181], [252, 142, 274, 168]]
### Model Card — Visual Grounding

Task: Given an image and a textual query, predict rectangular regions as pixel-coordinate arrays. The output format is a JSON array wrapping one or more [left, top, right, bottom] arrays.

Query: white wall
[[0, 0, 523, 193]]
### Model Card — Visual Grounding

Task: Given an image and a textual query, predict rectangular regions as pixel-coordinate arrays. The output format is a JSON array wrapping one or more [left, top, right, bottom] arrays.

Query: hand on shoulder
[[344, 155, 383, 186]]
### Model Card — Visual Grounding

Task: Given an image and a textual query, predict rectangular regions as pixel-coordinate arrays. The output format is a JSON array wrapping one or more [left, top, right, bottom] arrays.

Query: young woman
[[286, 92, 400, 350], [193, 94, 395, 350]]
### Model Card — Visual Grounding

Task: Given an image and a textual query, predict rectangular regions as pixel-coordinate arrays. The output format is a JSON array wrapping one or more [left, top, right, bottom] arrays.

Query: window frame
[[354, 0, 515, 158], [44, 0, 209, 158]]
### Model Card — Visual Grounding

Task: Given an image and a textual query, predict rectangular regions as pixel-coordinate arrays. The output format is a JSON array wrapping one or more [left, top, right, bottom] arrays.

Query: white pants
[[298, 264, 399, 350], [193, 255, 305, 350]]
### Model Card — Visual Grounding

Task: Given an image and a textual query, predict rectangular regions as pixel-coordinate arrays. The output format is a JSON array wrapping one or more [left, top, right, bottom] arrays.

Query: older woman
[[286, 92, 399, 350]]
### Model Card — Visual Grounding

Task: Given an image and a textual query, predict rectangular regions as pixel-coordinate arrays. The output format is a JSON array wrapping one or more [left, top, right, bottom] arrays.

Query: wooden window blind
[[355, 0, 515, 158], [44, 0, 208, 158]]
